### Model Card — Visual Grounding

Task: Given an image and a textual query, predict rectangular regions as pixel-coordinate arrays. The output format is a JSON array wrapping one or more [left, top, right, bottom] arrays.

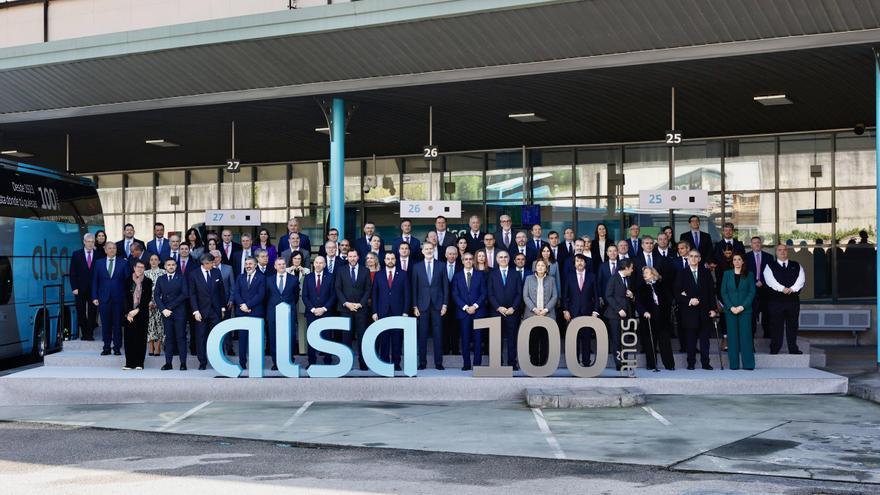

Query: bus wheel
[[31, 313, 48, 360]]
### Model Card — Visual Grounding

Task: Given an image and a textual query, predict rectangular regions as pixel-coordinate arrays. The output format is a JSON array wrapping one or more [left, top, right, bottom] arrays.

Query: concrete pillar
[[330, 97, 345, 241]]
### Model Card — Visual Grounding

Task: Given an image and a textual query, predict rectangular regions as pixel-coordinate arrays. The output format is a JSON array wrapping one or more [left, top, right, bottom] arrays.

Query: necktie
[[247, 274, 252, 288], [108, 258, 114, 276], [351, 266, 356, 284], [278, 275, 284, 292], [125, 240, 131, 256], [225, 244, 231, 257], [204, 270, 209, 284], [783, 261, 787, 268], [473, 232, 477, 240], [405, 236, 410, 244], [402, 259, 408, 271], [693, 232, 699, 249], [316, 273, 321, 292], [567, 242, 572, 253], [683, 258, 687, 268], [504, 232, 510, 247], [181, 259, 186, 273], [647, 254, 653, 268], [693, 270, 698, 284], [426, 262, 433, 284], [448, 264, 453, 282], [578, 271, 584, 290], [329, 258, 334, 273], [86, 251, 92, 269], [756, 253, 762, 281], [611, 261, 615, 273], [632, 240, 638, 252], [157, 239, 163, 252], [388, 271, 394, 288], [535, 240, 540, 250], [487, 253, 493, 268], [651, 285, 659, 305], [466, 271, 472, 290], [168, 274, 173, 282], [502, 270, 507, 285]]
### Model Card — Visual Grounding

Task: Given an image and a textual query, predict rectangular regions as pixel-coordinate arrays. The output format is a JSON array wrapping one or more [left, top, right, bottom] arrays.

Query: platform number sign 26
[[423, 145, 439, 160], [665, 130, 682, 146]]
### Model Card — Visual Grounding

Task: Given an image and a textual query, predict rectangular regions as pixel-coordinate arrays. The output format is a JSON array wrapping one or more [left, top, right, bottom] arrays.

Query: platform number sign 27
[[226, 158, 241, 173], [423, 145, 439, 160], [665, 130, 682, 146]]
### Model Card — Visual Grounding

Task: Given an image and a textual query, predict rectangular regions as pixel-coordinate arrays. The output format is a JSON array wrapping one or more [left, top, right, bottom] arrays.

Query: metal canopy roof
[[1, 0, 880, 122], [0, 44, 873, 173]]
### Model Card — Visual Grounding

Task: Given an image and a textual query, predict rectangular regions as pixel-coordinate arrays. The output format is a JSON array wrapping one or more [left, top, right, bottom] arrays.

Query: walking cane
[[712, 316, 724, 370], [647, 317, 659, 372]]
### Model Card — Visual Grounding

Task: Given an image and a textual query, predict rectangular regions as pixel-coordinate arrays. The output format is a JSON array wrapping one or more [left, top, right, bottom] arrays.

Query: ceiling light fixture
[[753, 94, 792, 106], [145, 139, 180, 147], [0, 150, 34, 158], [508, 112, 547, 123]]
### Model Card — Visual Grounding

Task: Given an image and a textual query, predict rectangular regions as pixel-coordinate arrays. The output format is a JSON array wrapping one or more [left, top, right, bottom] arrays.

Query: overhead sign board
[[205, 209, 261, 226], [400, 200, 462, 218], [638, 189, 708, 210]]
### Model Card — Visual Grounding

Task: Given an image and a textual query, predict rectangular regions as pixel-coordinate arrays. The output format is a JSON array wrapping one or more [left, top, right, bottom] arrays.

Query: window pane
[[221, 166, 252, 208], [486, 151, 524, 201], [575, 147, 620, 197], [540, 198, 574, 236], [623, 143, 668, 194], [255, 164, 287, 209], [125, 173, 154, 213], [778, 134, 832, 189], [345, 160, 362, 203], [403, 157, 440, 201], [724, 192, 775, 246], [673, 194, 724, 242], [260, 209, 289, 224], [574, 198, 620, 240], [443, 203, 483, 238], [157, 171, 185, 212], [778, 190, 832, 245], [291, 162, 325, 207], [187, 211, 205, 230], [288, 208, 322, 252], [622, 197, 669, 238], [725, 137, 775, 190], [835, 131, 876, 187], [155, 213, 187, 237], [487, 202, 527, 232], [102, 214, 123, 244], [188, 169, 218, 210], [364, 158, 402, 204], [531, 149, 572, 200], [125, 214, 154, 244], [671, 140, 722, 192], [97, 174, 123, 214], [835, 188, 876, 299], [443, 153, 484, 201]]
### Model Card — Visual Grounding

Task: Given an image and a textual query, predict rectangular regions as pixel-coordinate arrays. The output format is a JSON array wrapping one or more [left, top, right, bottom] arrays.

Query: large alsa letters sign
[[207, 303, 637, 378]]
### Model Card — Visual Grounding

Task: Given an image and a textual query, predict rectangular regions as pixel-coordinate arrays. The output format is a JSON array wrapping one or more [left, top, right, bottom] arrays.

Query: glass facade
[[88, 129, 877, 303]]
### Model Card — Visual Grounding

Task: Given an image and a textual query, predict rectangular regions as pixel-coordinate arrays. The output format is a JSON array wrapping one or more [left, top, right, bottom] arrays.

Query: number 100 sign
[[638, 190, 708, 210]]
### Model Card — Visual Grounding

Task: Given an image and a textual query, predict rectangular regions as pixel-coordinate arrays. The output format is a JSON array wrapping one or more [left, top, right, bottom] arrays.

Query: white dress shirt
[[763, 260, 806, 292]]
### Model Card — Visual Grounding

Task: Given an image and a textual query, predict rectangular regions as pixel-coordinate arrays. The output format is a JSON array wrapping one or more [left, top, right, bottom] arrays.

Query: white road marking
[[643, 406, 671, 426], [156, 401, 212, 432], [283, 401, 314, 428], [531, 408, 567, 459]]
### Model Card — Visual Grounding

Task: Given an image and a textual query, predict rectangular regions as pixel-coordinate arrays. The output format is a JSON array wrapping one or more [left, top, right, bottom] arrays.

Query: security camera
[[854, 123, 866, 135], [363, 185, 372, 194]]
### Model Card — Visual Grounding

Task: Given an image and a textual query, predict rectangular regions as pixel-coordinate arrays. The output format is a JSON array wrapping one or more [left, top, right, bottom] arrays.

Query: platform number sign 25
[[423, 145, 439, 160], [665, 130, 682, 146]]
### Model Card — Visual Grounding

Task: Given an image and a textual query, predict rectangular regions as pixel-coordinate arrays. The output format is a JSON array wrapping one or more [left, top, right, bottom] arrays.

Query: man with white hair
[[70, 233, 99, 340]]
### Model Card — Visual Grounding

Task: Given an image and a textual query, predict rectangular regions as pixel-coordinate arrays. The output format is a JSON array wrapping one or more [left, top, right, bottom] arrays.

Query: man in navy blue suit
[[155, 258, 190, 370], [91, 242, 130, 355], [335, 250, 372, 370], [494, 214, 516, 254], [372, 252, 411, 370], [116, 223, 144, 258], [452, 252, 487, 370], [392, 219, 422, 263], [265, 257, 299, 370], [674, 250, 719, 370], [626, 224, 643, 258], [411, 242, 449, 370], [463, 215, 485, 254], [233, 257, 267, 370], [394, 241, 415, 274], [597, 244, 621, 307], [512, 252, 532, 281], [562, 254, 600, 366], [69, 233, 98, 340], [354, 221, 381, 260], [302, 256, 336, 366], [525, 224, 549, 267], [487, 250, 523, 369], [146, 222, 171, 261], [745, 236, 774, 338], [188, 253, 227, 370], [277, 217, 312, 255], [128, 242, 148, 269], [230, 233, 255, 279]]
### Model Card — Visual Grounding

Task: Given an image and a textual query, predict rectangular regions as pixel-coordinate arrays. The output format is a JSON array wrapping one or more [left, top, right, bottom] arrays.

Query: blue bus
[[0, 159, 103, 360]]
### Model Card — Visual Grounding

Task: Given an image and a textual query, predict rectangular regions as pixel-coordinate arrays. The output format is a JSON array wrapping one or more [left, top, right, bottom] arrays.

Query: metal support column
[[874, 49, 880, 367], [329, 97, 346, 241]]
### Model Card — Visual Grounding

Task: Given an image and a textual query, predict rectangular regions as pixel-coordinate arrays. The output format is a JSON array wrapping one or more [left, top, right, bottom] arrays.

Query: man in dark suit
[[434, 216, 456, 253], [464, 215, 485, 254], [372, 252, 411, 370], [233, 257, 267, 370], [230, 233, 255, 279], [317, 228, 339, 258], [597, 244, 621, 306], [219, 229, 242, 266], [512, 252, 532, 281], [127, 242, 148, 269], [680, 215, 713, 261], [412, 242, 449, 370], [177, 244, 194, 277], [482, 233, 499, 270], [155, 258, 190, 370], [188, 253, 227, 370], [335, 250, 372, 370], [561, 228, 577, 262], [745, 236, 774, 338], [116, 223, 144, 258], [548, 231, 566, 267], [392, 219, 422, 263], [394, 240, 415, 275], [563, 254, 600, 366], [626, 224, 643, 258], [146, 222, 171, 261], [654, 232, 674, 259], [604, 258, 635, 370], [265, 257, 300, 368], [494, 214, 516, 253], [277, 217, 312, 254], [674, 249, 719, 370], [714, 222, 746, 261], [487, 250, 523, 369], [91, 242, 130, 355], [560, 238, 592, 287], [280, 232, 311, 269], [70, 233, 98, 340], [354, 222, 381, 260], [525, 224, 549, 267], [167, 234, 182, 265], [302, 256, 336, 366], [441, 245, 462, 355], [452, 252, 487, 370]]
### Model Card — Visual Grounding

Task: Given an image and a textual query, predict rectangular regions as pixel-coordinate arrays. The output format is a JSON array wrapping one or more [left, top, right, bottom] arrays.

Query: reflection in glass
[[255, 165, 287, 209], [443, 153, 484, 201], [291, 162, 325, 207], [724, 192, 775, 246], [363, 158, 402, 204], [486, 151, 524, 201], [778, 190, 832, 245], [725, 138, 775, 190], [671, 141, 721, 192], [188, 169, 218, 210], [403, 157, 441, 201], [623, 143, 668, 194], [778, 134, 832, 189], [576, 147, 620, 197], [221, 166, 253, 209], [835, 131, 876, 187], [530, 149, 573, 200]]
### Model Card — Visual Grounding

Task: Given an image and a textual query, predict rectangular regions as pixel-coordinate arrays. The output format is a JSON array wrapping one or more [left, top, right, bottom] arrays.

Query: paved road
[[0, 421, 876, 495]]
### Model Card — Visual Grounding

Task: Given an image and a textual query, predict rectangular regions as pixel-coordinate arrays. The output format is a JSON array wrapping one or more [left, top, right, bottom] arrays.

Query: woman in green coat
[[720, 253, 757, 370]]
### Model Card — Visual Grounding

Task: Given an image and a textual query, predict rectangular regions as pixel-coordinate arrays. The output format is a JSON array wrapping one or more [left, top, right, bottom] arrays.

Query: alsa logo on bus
[[32, 239, 69, 281]]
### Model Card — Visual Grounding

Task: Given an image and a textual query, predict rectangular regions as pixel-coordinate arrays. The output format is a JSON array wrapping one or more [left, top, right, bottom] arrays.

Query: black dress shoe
[[666, 367, 675, 371], [462, 365, 472, 371], [228, 350, 236, 357], [686, 365, 695, 370], [359, 364, 368, 371], [241, 364, 248, 370], [161, 364, 173, 370], [417, 365, 426, 370], [790, 349, 803, 355], [113, 350, 121, 356], [702, 364, 714, 370], [179, 364, 187, 371], [198, 364, 207, 370], [436, 364, 445, 371], [394, 363, 402, 371], [512, 363, 520, 371], [770, 350, 780, 355], [271, 365, 278, 371], [101, 350, 111, 356]]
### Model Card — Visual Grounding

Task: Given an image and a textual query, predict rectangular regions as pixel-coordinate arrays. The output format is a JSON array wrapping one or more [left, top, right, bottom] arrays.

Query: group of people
[[69, 214, 806, 373]]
